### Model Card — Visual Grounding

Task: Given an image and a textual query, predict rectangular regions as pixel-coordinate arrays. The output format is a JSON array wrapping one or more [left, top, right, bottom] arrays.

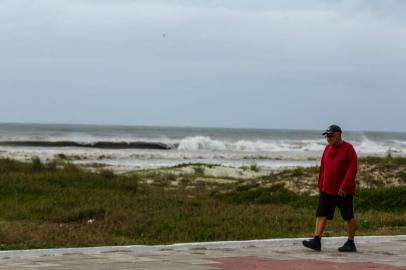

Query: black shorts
[[316, 192, 355, 221]]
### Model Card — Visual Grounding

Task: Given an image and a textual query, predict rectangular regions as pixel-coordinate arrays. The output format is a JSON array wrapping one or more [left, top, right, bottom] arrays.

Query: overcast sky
[[1, 0, 405, 131]]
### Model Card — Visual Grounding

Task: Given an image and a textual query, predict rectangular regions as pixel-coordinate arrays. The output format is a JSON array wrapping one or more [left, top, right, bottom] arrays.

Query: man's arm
[[339, 145, 358, 194], [317, 151, 325, 191]]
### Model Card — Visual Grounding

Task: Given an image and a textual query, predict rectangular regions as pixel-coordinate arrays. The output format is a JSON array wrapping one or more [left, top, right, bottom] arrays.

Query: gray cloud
[[0, 0, 405, 131]]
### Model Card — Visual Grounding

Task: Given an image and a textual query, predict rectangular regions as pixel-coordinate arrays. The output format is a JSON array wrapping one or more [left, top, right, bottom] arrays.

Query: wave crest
[[178, 136, 227, 151], [177, 136, 325, 152], [0, 140, 174, 150]]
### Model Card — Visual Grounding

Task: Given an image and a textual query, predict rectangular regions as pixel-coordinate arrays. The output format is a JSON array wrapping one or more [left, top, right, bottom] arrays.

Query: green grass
[[193, 166, 205, 176], [0, 157, 405, 250], [250, 164, 259, 172], [214, 183, 317, 206]]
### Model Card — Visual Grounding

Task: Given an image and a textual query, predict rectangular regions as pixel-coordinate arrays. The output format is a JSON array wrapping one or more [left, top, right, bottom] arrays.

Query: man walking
[[303, 125, 358, 252]]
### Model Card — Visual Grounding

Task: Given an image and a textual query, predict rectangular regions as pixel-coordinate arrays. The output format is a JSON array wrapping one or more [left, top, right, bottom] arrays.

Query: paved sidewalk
[[0, 236, 405, 269]]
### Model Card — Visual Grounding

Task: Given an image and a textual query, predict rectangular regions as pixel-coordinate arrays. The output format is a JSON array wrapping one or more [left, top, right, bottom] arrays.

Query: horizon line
[[0, 121, 405, 134]]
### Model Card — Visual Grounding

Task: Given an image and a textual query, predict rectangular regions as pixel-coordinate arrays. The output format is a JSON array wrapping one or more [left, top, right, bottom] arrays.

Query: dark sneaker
[[302, 237, 321, 251], [338, 240, 357, 252]]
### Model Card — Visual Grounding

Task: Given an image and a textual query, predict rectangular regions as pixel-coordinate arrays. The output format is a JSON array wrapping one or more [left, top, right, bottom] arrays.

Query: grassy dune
[[0, 157, 405, 250]]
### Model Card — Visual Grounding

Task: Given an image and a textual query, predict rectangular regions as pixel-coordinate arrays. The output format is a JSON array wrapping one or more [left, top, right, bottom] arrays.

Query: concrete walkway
[[0, 236, 405, 269]]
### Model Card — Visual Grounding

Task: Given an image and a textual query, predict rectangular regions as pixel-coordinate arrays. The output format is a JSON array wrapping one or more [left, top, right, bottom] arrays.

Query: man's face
[[326, 132, 342, 146]]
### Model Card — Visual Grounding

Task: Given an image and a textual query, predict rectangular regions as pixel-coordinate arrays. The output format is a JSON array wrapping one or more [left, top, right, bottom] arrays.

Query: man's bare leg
[[346, 218, 356, 240], [314, 216, 327, 237]]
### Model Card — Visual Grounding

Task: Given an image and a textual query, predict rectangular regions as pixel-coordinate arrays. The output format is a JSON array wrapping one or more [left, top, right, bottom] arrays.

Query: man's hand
[[338, 188, 347, 196]]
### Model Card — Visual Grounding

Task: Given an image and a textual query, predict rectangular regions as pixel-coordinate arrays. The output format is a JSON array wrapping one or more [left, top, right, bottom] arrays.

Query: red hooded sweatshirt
[[318, 141, 358, 195]]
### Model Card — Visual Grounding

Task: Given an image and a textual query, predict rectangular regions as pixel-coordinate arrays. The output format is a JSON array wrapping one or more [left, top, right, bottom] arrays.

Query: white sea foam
[[356, 135, 389, 154], [392, 140, 406, 148], [233, 140, 280, 151], [177, 136, 326, 153], [0, 132, 179, 146], [178, 136, 227, 151], [3, 132, 405, 156], [2, 123, 406, 171], [73, 158, 319, 173]]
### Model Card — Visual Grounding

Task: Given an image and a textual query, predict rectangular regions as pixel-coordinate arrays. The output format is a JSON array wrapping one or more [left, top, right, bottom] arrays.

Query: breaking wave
[[1, 135, 405, 155], [0, 140, 176, 150], [177, 136, 325, 152], [178, 136, 227, 151]]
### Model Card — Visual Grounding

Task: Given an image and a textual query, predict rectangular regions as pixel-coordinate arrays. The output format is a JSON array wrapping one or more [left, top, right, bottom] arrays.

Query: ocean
[[1, 123, 405, 172]]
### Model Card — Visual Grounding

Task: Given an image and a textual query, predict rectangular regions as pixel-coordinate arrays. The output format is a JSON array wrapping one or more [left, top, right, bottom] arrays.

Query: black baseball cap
[[322, 124, 342, 136]]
